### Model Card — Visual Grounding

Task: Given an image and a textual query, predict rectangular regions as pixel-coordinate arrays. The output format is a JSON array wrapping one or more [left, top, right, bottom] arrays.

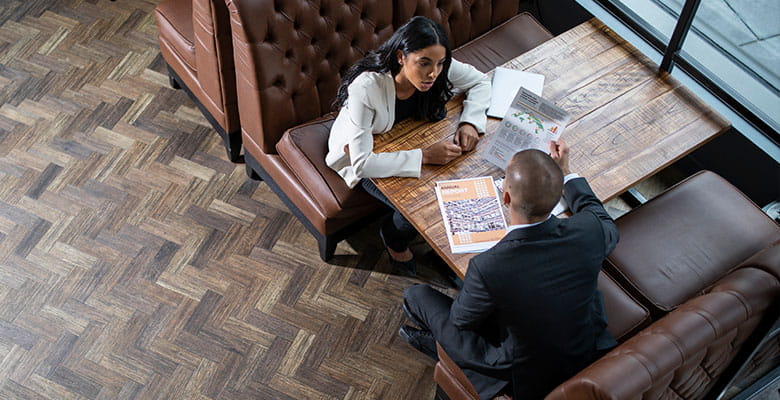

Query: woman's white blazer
[[325, 59, 491, 189]]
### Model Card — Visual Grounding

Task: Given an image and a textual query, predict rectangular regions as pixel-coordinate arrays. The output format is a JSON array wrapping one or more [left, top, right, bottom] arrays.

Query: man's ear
[[503, 190, 511, 206]]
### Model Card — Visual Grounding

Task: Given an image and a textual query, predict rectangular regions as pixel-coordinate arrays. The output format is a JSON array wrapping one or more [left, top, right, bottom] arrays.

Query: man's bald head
[[505, 149, 564, 220]]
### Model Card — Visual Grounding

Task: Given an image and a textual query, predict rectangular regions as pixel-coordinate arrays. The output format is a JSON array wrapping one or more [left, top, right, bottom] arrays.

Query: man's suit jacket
[[449, 177, 619, 399]]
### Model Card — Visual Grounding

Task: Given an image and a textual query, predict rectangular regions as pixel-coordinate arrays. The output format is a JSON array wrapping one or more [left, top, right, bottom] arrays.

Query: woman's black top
[[394, 92, 419, 124]]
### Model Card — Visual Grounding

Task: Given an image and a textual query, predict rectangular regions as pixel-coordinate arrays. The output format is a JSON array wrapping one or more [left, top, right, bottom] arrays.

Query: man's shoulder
[[470, 236, 525, 269]]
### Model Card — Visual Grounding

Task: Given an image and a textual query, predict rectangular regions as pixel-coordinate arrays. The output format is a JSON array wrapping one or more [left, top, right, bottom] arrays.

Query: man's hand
[[453, 123, 479, 152], [549, 139, 571, 175], [422, 140, 462, 165]]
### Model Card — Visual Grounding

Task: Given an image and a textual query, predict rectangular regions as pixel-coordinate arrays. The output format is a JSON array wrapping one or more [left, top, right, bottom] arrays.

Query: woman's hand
[[454, 123, 479, 151], [422, 140, 462, 165]]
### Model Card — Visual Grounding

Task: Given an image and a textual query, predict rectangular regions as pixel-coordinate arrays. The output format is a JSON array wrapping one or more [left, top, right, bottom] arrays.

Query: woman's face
[[397, 44, 447, 92]]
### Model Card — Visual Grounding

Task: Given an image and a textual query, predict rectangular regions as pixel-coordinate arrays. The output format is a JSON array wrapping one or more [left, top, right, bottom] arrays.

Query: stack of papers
[[487, 67, 545, 118], [483, 87, 571, 170]]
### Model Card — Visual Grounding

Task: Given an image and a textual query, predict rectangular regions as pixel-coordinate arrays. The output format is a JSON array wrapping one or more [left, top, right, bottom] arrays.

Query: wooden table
[[371, 18, 730, 278]]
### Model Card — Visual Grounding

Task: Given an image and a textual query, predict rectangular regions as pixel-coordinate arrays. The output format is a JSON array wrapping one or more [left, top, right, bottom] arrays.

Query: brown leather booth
[[224, 0, 553, 260], [434, 171, 780, 400], [154, 0, 242, 161], [395, 1, 554, 73]]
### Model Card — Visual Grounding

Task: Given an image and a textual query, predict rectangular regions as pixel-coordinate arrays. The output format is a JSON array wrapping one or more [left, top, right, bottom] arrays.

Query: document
[[487, 67, 544, 118], [483, 87, 571, 170], [435, 176, 507, 254]]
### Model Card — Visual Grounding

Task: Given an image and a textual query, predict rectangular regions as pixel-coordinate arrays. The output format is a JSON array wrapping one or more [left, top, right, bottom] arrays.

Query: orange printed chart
[[435, 176, 508, 253]]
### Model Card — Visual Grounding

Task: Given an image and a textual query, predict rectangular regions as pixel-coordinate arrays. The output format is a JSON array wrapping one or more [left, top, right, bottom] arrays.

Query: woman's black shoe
[[379, 229, 417, 276]]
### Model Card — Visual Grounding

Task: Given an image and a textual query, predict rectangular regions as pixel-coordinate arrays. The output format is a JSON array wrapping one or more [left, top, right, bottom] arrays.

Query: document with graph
[[484, 87, 571, 170], [435, 176, 507, 254]]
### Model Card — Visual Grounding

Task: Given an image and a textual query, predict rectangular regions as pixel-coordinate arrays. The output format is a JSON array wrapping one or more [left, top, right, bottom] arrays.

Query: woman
[[326, 16, 491, 274]]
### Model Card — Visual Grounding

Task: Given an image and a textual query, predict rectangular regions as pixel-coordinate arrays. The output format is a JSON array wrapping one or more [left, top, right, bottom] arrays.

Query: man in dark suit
[[400, 139, 618, 399]]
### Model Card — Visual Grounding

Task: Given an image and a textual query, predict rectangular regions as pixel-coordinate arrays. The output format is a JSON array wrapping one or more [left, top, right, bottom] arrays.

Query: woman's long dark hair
[[332, 16, 453, 122]]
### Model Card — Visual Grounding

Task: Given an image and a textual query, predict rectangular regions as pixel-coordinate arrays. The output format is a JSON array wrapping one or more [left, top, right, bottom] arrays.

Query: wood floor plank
[[0, 1, 438, 398]]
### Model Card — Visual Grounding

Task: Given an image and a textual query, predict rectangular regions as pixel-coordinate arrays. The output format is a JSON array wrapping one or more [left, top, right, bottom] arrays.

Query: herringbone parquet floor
[[0, 1, 452, 398]]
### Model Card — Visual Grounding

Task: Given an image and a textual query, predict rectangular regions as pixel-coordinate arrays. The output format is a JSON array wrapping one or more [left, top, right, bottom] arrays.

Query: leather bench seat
[[452, 12, 554, 73], [226, 0, 397, 260], [275, 116, 384, 232], [605, 171, 780, 315]]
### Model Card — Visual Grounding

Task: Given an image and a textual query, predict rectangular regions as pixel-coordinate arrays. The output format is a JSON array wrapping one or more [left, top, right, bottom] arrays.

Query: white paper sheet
[[483, 87, 571, 170], [487, 67, 545, 118]]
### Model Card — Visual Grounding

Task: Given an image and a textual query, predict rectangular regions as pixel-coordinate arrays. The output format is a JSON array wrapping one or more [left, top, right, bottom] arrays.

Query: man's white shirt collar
[[505, 214, 551, 233]]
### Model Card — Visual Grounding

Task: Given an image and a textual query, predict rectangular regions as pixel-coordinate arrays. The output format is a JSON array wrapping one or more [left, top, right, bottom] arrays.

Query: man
[[401, 139, 619, 399]]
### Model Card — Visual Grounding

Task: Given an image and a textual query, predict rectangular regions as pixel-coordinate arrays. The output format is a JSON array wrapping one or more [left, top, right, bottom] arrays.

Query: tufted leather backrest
[[546, 267, 779, 400], [393, 0, 519, 48], [225, 0, 394, 154]]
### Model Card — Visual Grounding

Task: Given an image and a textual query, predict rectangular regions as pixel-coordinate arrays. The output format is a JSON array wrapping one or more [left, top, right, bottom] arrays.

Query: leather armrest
[[192, 0, 238, 129], [434, 343, 479, 400], [737, 243, 780, 281], [155, 0, 196, 71], [599, 271, 650, 341]]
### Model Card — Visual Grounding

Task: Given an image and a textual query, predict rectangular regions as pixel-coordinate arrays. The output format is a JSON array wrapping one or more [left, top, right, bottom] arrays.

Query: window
[[683, 0, 779, 133], [578, 0, 780, 152], [612, 0, 680, 42]]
